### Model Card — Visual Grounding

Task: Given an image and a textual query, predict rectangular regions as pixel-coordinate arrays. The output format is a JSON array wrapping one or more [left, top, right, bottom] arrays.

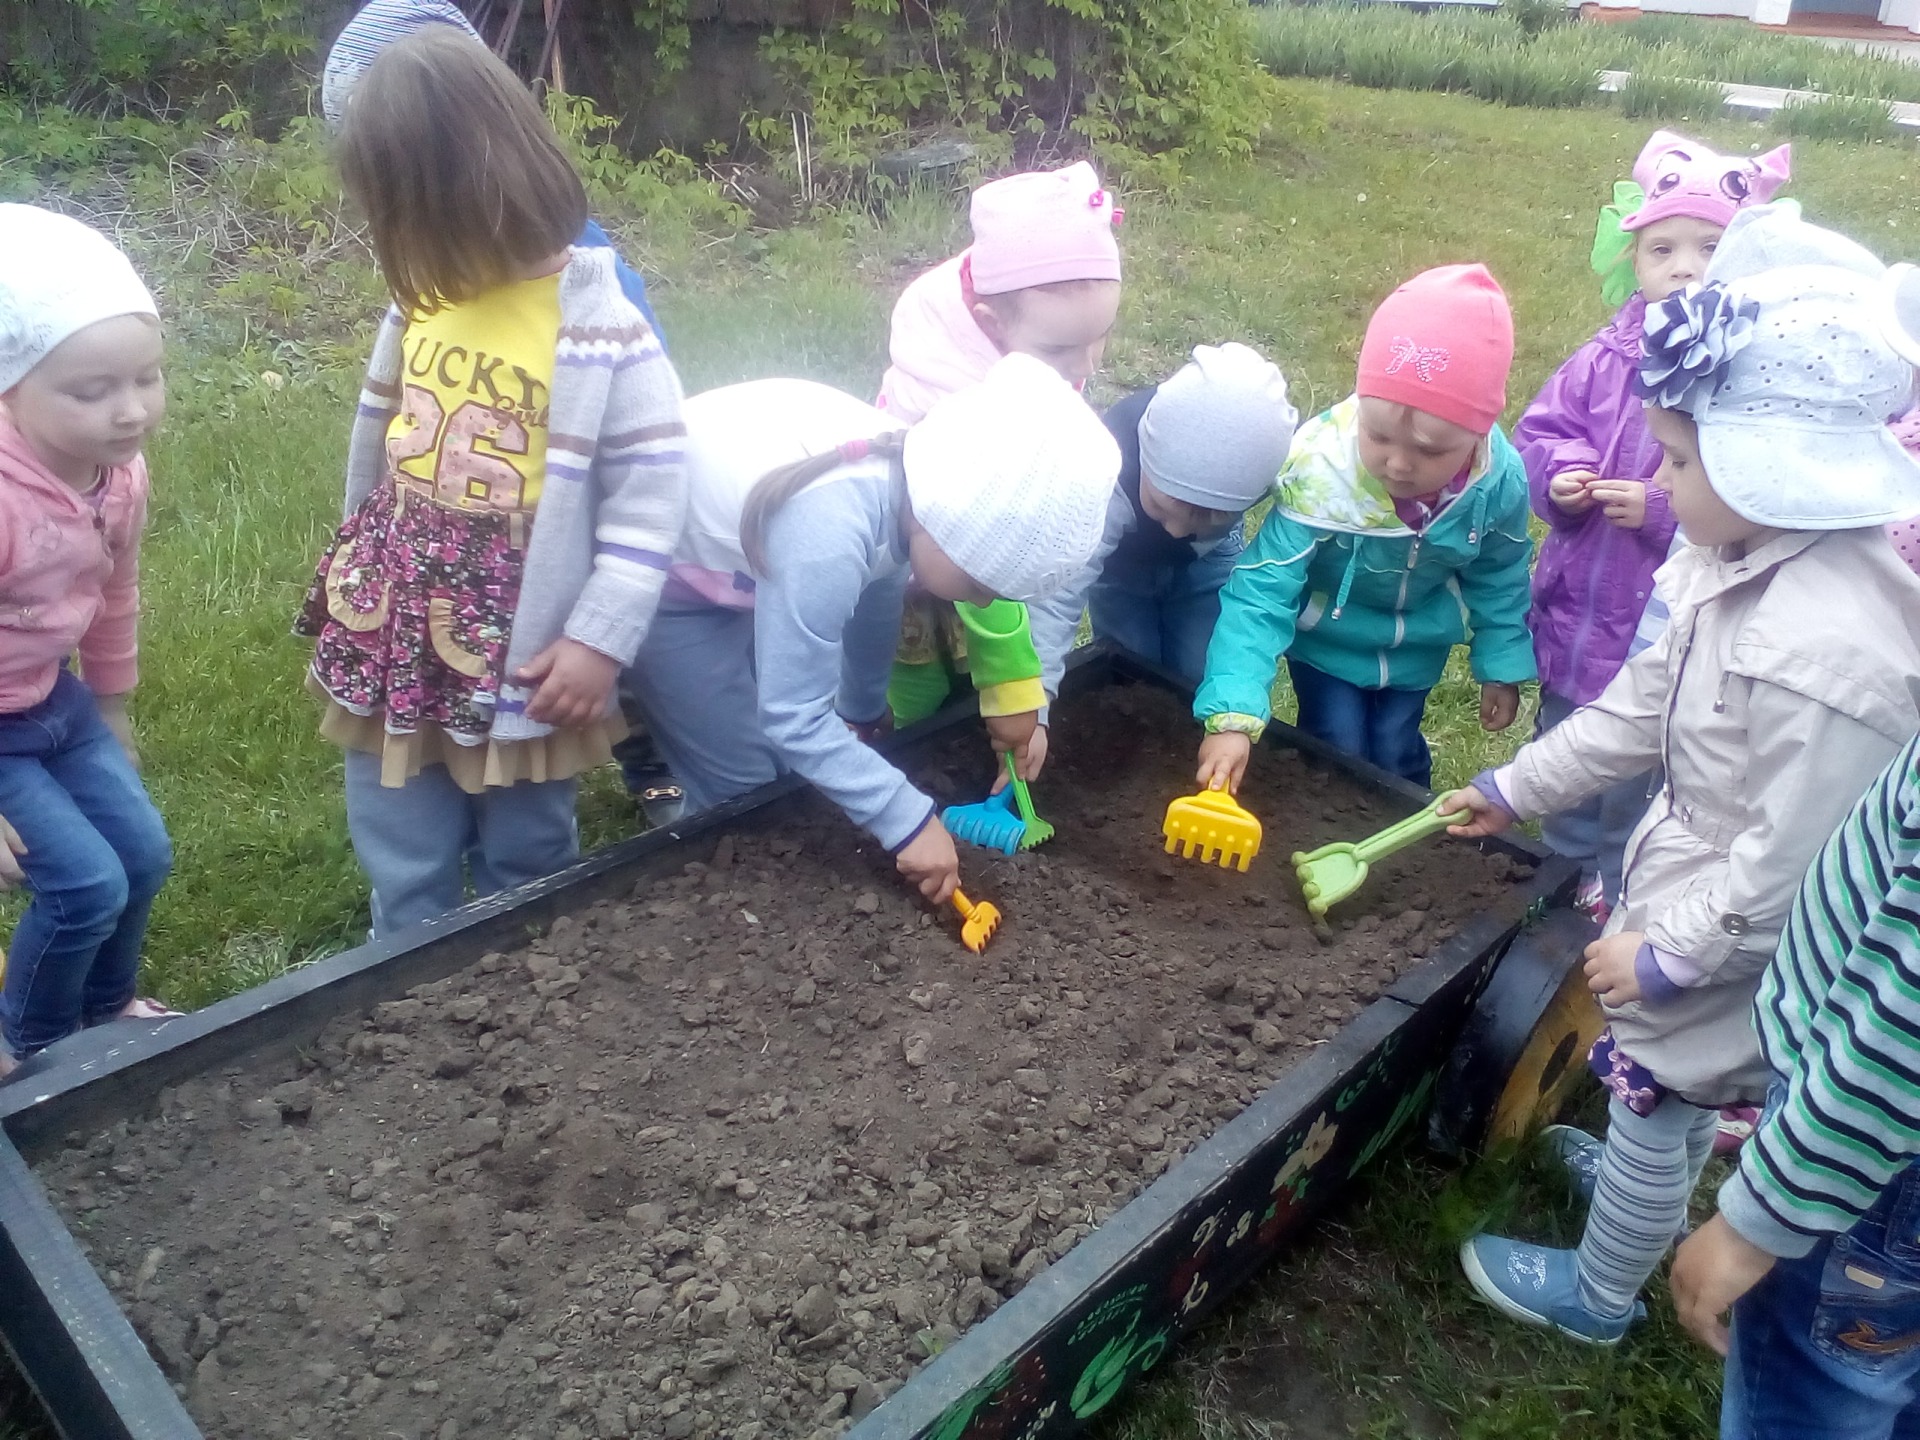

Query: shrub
[[1779, 91, 1901, 142], [1614, 71, 1726, 120]]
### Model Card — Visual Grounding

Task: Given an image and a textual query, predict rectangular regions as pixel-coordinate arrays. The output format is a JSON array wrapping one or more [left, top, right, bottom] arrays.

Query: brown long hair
[[334, 28, 588, 318], [740, 433, 908, 576]]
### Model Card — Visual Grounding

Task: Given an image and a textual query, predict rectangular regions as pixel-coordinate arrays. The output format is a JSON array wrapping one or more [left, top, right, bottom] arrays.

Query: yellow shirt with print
[[385, 273, 561, 513]]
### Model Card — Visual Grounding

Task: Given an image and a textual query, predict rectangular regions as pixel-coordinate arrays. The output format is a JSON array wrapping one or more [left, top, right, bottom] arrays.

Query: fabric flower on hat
[[1636, 281, 1759, 416]]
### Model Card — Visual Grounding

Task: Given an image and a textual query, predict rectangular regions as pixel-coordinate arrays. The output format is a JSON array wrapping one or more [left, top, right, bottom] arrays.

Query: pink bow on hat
[[1621, 130, 1791, 234]]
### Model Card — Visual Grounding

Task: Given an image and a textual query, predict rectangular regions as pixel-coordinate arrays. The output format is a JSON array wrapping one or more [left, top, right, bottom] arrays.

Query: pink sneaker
[[1714, 1105, 1760, 1156], [1574, 873, 1610, 926]]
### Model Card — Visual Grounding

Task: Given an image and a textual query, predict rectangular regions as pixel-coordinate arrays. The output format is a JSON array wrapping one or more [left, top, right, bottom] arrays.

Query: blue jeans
[[1536, 690, 1656, 907], [343, 750, 579, 938], [0, 671, 172, 1056], [1088, 533, 1240, 686], [1724, 1095, 1920, 1439], [1286, 660, 1433, 787]]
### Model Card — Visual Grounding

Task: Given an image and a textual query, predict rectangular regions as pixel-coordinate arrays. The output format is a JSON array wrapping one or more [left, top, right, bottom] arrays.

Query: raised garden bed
[[0, 650, 1573, 1440]]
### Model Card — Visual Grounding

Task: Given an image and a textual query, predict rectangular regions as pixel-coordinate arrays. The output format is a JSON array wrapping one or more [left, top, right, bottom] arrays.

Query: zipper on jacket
[[1331, 543, 1363, 620], [1396, 536, 1420, 612]]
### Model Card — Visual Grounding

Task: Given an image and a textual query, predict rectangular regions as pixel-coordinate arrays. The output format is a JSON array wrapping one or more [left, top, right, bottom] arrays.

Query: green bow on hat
[[1591, 181, 1646, 309]]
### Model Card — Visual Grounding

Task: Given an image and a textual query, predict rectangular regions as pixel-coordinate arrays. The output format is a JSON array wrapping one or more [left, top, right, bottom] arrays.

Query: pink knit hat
[[1356, 264, 1514, 435], [968, 161, 1122, 296], [1620, 130, 1791, 234]]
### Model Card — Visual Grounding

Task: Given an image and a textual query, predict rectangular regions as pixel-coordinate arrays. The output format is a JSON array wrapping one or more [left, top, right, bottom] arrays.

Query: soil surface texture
[[41, 685, 1531, 1440]]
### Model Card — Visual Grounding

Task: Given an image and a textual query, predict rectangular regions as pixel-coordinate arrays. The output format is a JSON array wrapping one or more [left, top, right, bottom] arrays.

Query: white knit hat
[[1139, 343, 1298, 512], [902, 354, 1120, 602], [0, 205, 157, 395]]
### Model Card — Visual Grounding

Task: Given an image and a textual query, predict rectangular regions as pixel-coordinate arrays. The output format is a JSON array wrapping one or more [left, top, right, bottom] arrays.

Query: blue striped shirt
[[1720, 733, 1920, 1257]]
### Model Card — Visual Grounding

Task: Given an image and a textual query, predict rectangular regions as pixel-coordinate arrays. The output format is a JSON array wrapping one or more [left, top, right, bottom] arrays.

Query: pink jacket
[[875, 253, 1003, 424], [0, 417, 146, 712]]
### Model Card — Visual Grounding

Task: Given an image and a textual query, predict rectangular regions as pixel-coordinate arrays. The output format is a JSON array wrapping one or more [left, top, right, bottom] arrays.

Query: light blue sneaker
[[1459, 1234, 1645, 1345], [1542, 1124, 1604, 1203], [1540, 1123, 1692, 1242]]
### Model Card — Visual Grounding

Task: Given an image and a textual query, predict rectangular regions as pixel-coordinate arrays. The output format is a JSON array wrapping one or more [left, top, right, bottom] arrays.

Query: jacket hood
[[1593, 293, 1648, 361], [1271, 394, 1491, 537]]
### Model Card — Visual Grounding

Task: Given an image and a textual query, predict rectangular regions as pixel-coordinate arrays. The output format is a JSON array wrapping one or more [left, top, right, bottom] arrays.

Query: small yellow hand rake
[[1162, 788, 1263, 872], [950, 889, 1002, 953]]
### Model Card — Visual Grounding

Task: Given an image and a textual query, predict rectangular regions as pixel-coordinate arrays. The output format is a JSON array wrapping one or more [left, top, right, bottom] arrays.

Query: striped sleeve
[[1720, 735, 1920, 1258], [555, 321, 687, 664]]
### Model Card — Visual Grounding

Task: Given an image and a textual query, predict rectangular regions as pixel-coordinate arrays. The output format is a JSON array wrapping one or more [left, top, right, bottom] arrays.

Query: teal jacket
[[1194, 395, 1536, 730]]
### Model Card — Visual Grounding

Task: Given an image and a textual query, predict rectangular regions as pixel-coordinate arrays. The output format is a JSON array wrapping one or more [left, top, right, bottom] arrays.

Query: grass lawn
[[4, 74, 1917, 1435]]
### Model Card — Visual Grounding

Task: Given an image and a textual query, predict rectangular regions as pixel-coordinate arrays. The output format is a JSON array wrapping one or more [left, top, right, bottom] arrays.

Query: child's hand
[[517, 639, 620, 728], [0, 815, 26, 891], [989, 724, 1049, 787], [1479, 683, 1521, 732], [95, 694, 140, 770], [1589, 479, 1648, 530], [1584, 929, 1645, 1006], [847, 709, 894, 745], [1196, 732, 1252, 794], [896, 815, 960, 905], [1671, 1214, 1777, 1357], [1438, 785, 1511, 838], [1548, 470, 1598, 514], [982, 709, 1038, 771]]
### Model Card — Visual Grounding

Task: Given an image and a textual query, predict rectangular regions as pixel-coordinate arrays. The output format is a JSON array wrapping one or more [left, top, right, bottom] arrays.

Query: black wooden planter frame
[[0, 646, 1574, 1440]]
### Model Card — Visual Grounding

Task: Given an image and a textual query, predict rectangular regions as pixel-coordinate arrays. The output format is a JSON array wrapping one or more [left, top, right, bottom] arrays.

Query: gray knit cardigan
[[342, 246, 688, 742]]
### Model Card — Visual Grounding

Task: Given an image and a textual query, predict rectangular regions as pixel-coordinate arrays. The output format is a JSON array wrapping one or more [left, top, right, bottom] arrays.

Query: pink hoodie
[[0, 416, 146, 712], [875, 253, 1003, 425]]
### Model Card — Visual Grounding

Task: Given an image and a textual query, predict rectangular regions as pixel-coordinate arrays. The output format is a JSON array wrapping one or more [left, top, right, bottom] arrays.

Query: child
[[1670, 735, 1920, 1438], [0, 205, 177, 1070], [298, 30, 686, 936], [322, 0, 680, 822], [1192, 265, 1535, 793], [878, 161, 1123, 759], [1028, 342, 1298, 695], [1519, 131, 1789, 916], [623, 353, 1116, 902], [1446, 204, 1920, 1345]]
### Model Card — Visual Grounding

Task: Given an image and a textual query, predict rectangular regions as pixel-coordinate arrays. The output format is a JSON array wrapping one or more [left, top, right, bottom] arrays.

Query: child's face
[[906, 523, 996, 607], [1138, 474, 1236, 541], [2, 314, 166, 488], [1645, 404, 1762, 548], [1633, 217, 1723, 305], [972, 280, 1121, 391], [1355, 397, 1481, 499]]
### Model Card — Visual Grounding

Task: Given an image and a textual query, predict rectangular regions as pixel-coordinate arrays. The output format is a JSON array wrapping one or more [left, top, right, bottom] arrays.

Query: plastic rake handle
[[1351, 798, 1457, 864], [1004, 754, 1055, 849]]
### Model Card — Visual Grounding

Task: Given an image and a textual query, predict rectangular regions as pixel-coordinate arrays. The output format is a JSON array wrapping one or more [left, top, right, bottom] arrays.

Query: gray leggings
[[1576, 1094, 1719, 1317]]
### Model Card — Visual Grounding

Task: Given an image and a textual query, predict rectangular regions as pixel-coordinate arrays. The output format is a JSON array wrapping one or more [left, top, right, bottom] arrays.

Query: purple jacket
[[1515, 294, 1679, 706]]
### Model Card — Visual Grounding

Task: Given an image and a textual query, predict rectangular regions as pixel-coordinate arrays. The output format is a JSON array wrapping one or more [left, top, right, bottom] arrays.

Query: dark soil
[[40, 685, 1532, 1440]]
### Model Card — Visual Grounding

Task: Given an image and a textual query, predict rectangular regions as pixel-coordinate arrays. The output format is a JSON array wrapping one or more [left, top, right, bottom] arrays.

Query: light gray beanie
[[1138, 342, 1298, 512]]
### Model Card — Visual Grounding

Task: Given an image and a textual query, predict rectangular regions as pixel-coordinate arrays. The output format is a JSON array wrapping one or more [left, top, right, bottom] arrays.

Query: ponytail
[[740, 433, 908, 576]]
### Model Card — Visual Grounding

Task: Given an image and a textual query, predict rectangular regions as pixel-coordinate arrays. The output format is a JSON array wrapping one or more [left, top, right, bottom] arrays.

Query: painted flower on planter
[[1636, 280, 1759, 415], [1069, 1311, 1171, 1419], [1271, 1112, 1339, 1199]]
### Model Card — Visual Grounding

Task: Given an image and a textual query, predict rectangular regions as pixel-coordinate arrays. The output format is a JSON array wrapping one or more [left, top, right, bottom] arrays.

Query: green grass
[[1253, 5, 1920, 110], [4, 76, 1918, 1432], [1095, 1115, 1729, 1440]]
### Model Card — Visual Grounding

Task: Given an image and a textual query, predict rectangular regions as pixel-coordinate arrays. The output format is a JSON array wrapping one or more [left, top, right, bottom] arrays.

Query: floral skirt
[[297, 479, 616, 793]]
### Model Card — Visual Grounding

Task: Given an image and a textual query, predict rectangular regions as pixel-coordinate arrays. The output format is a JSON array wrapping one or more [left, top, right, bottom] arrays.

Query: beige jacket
[[1498, 528, 1920, 1105]]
